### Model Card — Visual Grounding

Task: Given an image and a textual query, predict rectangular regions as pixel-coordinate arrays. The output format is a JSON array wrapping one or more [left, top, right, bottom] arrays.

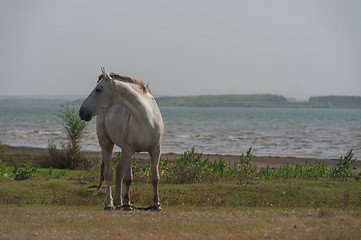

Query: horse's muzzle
[[79, 107, 92, 122]]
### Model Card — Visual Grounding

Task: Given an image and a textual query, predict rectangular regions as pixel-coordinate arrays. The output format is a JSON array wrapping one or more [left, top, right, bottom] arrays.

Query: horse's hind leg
[[119, 148, 134, 210], [149, 145, 161, 211]]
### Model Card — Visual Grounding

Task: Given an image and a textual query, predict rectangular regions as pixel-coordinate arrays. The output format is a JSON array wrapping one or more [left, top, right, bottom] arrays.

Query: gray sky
[[1, 0, 360, 100]]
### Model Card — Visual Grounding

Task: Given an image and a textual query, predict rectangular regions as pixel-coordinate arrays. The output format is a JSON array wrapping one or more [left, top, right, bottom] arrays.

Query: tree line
[[156, 94, 361, 108]]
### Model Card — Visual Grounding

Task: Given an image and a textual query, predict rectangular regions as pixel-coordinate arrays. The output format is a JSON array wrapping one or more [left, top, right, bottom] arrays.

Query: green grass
[[1, 150, 361, 239], [1, 176, 360, 209], [1, 174, 361, 239], [1, 148, 360, 209]]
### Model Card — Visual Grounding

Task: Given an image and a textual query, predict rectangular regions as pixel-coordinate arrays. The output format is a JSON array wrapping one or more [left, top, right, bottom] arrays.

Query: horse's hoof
[[151, 204, 162, 211], [104, 206, 114, 211], [122, 205, 134, 211]]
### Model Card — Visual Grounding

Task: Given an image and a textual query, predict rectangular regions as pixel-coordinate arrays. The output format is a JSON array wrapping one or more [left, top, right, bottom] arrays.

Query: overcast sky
[[1, 0, 360, 100]]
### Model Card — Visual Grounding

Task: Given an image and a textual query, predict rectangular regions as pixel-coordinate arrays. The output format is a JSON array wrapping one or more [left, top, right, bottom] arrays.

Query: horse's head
[[79, 67, 115, 122]]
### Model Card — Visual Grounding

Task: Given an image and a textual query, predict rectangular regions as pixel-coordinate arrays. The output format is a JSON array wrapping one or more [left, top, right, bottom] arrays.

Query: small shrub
[[168, 147, 205, 184], [11, 158, 38, 181], [47, 104, 89, 170], [331, 150, 357, 180], [235, 147, 257, 182], [308, 160, 329, 179], [0, 159, 8, 177], [261, 166, 273, 180], [57, 104, 88, 153], [47, 141, 90, 170]]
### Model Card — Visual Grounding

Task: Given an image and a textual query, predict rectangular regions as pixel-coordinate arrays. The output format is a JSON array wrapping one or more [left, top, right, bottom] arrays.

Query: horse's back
[[100, 103, 162, 152]]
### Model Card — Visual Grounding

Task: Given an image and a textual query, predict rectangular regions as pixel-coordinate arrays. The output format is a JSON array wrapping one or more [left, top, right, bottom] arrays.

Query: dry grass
[[0, 205, 360, 240]]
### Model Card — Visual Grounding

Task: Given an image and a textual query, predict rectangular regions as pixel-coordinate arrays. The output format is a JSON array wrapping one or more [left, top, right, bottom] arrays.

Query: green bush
[[165, 147, 205, 184], [47, 104, 89, 170], [11, 158, 38, 181], [331, 149, 357, 180], [58, 104, 88, 153], [47, 141, 90, 170]]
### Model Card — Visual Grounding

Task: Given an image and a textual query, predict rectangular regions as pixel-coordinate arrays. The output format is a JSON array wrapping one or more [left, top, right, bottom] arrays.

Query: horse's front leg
[[114, 160, 122, 209], [102, 145, 114, 210]]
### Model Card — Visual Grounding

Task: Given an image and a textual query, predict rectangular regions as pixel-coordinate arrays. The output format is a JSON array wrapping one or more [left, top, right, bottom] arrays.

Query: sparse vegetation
[[130, 148, 358, 184]]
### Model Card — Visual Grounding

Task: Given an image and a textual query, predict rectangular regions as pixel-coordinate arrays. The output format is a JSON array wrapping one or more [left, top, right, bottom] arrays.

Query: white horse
[[79, 67, 164, 210]]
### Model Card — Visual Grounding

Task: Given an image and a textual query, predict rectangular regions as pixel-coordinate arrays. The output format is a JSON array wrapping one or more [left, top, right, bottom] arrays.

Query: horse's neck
[[113, 81, 153, 124]]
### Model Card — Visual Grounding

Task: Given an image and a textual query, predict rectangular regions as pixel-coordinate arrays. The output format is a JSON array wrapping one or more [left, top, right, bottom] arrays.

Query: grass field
[[1, 175, 361, 239], [1, 204, 361, 240], [1, 150, 361, 239]]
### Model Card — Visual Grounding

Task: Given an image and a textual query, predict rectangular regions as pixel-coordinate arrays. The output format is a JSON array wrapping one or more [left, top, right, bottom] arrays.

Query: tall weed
[[235, 147, 257, 182], [331, 149, 357, 180]]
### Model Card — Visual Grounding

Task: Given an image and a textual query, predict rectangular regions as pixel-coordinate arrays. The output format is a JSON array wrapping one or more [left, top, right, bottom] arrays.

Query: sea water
[[0, 104, 360, 159]]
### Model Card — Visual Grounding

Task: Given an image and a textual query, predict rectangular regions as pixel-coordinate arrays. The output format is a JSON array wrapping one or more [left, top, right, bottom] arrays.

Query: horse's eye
[[95, 87, 102, 93]]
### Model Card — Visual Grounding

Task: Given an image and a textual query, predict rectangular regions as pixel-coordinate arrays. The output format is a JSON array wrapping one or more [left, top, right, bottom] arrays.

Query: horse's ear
[[100, 67, 112, 81]]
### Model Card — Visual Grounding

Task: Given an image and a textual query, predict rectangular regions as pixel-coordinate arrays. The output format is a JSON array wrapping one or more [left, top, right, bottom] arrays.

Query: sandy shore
[[5, 145, 360, 172]]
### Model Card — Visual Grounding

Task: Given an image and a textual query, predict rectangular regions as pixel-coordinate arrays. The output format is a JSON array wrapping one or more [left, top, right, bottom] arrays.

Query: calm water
[[0, 104, 360, 159]]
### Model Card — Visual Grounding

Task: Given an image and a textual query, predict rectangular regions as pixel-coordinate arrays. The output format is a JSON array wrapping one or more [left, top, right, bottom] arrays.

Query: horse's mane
[[98, 73, 150, 94]]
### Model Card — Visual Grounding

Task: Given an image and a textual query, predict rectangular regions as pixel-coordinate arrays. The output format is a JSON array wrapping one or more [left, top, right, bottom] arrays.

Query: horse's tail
[[94, 161, 105, 196]]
